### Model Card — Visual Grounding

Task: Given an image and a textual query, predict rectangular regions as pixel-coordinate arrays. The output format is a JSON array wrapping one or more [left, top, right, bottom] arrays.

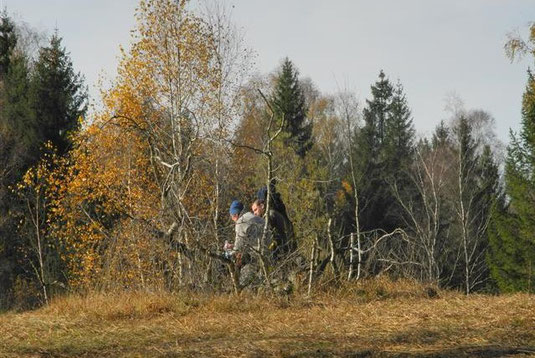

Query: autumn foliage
[[38, 0, 236, 290], [2, 0, 521, 308]]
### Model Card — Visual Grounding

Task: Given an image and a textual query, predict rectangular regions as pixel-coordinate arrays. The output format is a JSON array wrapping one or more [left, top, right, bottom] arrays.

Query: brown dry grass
[[1, 278, 534, 357]]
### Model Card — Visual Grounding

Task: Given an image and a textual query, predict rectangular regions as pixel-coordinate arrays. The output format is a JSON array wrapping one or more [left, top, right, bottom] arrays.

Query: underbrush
[[40, 290, 199, 321], [38, 276, 445, 321], [311, 275, 444, 301]]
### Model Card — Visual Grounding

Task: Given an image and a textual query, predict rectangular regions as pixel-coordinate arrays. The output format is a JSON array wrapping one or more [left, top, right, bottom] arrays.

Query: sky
[[3, 0, 534, 144]]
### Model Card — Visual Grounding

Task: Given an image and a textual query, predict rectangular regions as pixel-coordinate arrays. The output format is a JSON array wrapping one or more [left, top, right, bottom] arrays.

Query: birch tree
[[392, 135, 454, 284]]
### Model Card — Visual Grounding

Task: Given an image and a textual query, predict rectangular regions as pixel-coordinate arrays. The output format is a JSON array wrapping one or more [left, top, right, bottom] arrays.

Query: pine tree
[[29, 31, 87, 155], [489, 70, 535, 292], [271, 58, 312, 157]]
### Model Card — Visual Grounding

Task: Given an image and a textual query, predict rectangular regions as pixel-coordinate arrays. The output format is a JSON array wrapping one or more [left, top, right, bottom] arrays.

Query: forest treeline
[[1, 1, 534, 309]]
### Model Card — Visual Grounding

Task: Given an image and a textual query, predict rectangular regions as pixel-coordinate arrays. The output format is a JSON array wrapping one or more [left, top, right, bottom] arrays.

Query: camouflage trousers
[[239, 262, 263, 288]]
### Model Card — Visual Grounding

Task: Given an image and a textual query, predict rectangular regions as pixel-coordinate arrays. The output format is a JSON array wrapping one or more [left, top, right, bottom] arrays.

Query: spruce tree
[[0, 16, 32, 308], [354, 71, 415, 232], [384, 81, 414, 166], [477, 145, 500, 289], [29, 31, 87, 155], [360, 71, 393, 159], [0, 11, 17, 79], [271, 58, 312, 157], [354, 71, 393, 231], [3, 54, 37, 156], [383, 81, 415, 225], [432, 120, 450, 148], [0, 27, 86, 307], [489, 70, 535, 292]]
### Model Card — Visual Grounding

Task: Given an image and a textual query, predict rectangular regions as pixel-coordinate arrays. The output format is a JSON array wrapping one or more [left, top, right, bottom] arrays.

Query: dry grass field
[[1, 278, 534, 357]]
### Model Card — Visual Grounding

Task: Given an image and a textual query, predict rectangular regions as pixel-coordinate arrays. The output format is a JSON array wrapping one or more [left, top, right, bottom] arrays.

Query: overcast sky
[[4, 0, 534, 143]]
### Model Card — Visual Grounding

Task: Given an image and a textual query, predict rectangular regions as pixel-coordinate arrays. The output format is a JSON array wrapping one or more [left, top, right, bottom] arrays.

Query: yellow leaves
[[45, 100, 163, 288], [38, 0, 237, 290], [122, 0, 221, 122], [15, 143, 60, 199]]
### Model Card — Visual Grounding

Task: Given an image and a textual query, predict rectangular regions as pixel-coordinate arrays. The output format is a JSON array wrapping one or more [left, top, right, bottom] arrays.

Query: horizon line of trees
[[0, 1, 534, 309]]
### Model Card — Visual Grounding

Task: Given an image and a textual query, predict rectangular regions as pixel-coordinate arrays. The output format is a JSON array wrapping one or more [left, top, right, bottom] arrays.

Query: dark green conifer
[[3, 54, 37, 157], [489, 70, 535, 292], [29, 31, 87, 155], [271, 58, 312, 157], [0, 11, 17, 79], [354, 71, 415, 232]]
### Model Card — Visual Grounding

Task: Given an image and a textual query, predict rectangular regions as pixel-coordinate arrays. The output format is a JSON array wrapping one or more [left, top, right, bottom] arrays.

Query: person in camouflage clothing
[[226, 200, 271, 288]]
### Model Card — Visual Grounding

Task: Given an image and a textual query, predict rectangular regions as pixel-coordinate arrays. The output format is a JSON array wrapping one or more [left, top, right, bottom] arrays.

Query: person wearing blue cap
[[225, 199, 270, 288], [228, 200, 244, 218]]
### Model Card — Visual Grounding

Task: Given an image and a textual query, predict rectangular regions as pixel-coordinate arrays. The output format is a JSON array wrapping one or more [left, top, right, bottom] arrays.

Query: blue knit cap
[[229, 200, 244, 215], [257, 186, 267, 201]]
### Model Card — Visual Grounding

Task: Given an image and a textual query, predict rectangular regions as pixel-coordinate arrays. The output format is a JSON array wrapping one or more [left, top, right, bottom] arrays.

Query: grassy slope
[[1, 280, 535, 357]]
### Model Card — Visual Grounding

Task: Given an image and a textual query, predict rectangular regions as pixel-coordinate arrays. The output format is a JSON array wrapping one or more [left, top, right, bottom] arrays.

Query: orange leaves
[[48, 121, 162, 288], [40, 0, 247, 290], [44, 98, 161, 286], [341, 180, 353, 194]]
